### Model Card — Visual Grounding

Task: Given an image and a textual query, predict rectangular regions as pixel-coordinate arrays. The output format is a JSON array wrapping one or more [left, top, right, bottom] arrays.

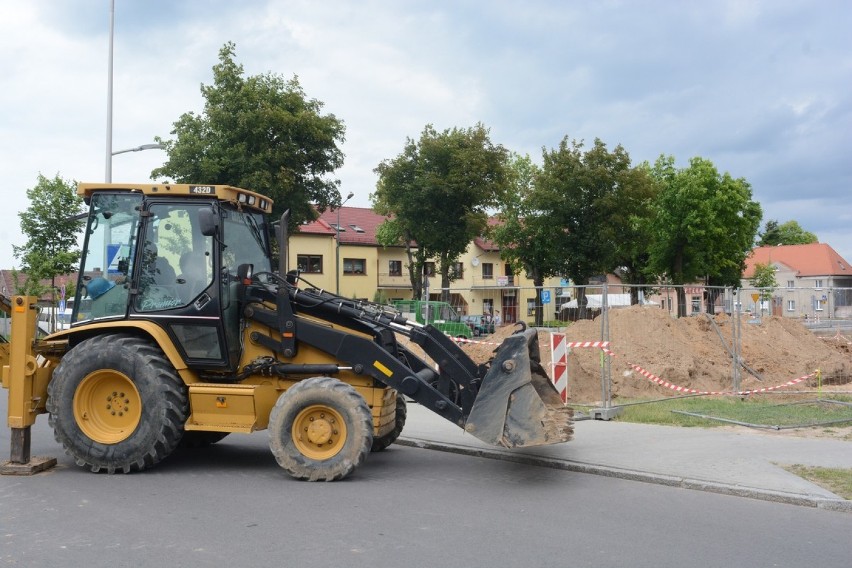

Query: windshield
[[74, 193, 142, 323], [421, 302, 460, 322], [221, 207, 272, 277]]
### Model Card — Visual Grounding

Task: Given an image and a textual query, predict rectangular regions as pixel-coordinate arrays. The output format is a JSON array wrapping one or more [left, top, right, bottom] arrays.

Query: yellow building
[[289, 206, 568, 325]]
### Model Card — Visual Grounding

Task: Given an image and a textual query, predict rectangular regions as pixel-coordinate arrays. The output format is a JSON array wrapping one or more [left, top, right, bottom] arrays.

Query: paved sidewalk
[[398, 403, 852, 512]]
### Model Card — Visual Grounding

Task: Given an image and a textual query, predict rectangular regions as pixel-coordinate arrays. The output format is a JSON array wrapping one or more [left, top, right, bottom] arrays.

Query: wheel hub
[[292, 406, 347, 460], [73, 370, 142, 444]]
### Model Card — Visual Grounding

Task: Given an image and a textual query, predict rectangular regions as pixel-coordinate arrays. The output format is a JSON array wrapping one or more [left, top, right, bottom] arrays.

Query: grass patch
[[602, 395, 852, 429], [784, 465, 852, 500]]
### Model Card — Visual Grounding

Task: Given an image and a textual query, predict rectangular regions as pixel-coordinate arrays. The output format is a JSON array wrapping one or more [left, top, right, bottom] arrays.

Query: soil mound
[[462, 307, 851, 404]]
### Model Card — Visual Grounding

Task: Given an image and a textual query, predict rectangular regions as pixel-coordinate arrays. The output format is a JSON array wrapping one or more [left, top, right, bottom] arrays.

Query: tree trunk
[[676, 286, 687, 317], [404, 243, 423, 300], [533, 276, 545, 327], [439, 252, 451, 304]]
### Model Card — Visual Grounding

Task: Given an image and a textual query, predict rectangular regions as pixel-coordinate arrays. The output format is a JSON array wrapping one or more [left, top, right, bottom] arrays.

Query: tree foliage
[[152, 42, 346, 225], [757, 219, 818, 246], [372, 124, 510, 300], [534, 137, 649, 305], [492, 153, 555, 324], [13, 173, 85, 297], [608, 162, 659, 303], [749, 262, 778, 301], [647, 156, 762, 316]]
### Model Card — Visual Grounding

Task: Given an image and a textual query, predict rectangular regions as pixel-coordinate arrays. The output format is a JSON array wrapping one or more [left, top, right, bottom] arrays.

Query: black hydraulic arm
[[295, 318, 465, 426]]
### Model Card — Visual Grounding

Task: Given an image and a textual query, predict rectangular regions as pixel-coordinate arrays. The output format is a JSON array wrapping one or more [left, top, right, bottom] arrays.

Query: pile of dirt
[[460, 307, 852, 404]]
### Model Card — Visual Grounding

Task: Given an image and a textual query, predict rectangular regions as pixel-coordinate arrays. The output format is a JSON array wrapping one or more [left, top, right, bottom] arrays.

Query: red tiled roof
[[301, 206, 395, 246], [474, 217, 502, 252], [743, 243, 851, 278], [300, 207, 506, 251], [0, 269, 77, 302]]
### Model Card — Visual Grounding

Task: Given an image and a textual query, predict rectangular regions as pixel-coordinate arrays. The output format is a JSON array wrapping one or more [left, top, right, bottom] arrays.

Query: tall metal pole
[[732, 289, 741, 393], [600, 283, 611, 409], [105, 0, 115, 182]]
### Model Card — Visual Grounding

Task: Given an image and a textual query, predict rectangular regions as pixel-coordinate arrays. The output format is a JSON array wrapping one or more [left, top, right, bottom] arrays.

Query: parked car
[[462, 314, 495, 336]]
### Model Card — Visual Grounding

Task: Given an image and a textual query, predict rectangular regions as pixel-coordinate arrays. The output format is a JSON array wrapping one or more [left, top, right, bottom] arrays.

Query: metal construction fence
[[434, 283, 852, 420]]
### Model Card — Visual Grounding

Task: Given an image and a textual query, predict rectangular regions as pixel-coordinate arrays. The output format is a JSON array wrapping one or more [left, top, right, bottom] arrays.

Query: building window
[[482, 262, 494, 280], [450, 262, 464, 280], [388, 260, 402, 277], [691, 297, 700, 314], [424, 262, 436, 276], [343, 258, 366, 274], [786, 280, 795, 289], [527, 298, 536, 316], [297, 254, 323, 273], [787, 300, 796, 311], [814, 279, 823, 290], [814, 298, 824, 311]]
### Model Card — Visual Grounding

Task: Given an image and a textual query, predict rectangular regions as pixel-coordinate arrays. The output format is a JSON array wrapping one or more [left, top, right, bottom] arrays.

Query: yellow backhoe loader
[[1, 183, 572, 481]]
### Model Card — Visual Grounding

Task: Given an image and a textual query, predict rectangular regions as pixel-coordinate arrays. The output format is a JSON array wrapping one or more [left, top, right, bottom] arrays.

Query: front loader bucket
[[465, 328, 573, 448]]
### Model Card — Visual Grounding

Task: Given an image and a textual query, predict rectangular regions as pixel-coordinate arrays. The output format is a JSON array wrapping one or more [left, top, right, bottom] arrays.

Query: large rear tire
[[269, 377, 372, 481], [371, 395, 407, 452], [46, 334, 188, 473]]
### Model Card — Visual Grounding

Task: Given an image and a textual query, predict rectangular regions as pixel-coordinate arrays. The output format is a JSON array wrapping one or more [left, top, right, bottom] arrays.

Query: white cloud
[[1, 0, 850, 269]]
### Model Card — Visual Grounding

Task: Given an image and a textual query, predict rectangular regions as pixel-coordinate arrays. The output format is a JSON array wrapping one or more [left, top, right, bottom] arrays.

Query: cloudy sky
[[1, 0, 849, 270]]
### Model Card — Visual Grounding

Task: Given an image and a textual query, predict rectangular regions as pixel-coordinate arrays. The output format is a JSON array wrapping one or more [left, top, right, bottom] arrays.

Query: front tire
[[269, 377, 372, 481], [47, 334, 188, 473]]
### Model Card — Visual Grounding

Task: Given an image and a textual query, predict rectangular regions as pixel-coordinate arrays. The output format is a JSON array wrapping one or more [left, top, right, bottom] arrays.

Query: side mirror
[[199, 207, 218, 236]]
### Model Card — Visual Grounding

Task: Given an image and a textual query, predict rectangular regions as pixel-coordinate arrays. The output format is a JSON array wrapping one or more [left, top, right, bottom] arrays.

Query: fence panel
[[438, 283, 852, 407]]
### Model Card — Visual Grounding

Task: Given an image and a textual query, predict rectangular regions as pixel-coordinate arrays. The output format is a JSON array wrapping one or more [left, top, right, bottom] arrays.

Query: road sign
[[541, 290, 551, 304], [751, 293, 759, 302]]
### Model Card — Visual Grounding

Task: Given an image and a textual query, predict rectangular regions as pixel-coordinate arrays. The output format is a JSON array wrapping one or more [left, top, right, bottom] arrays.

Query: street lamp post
[[108, 143, 166, 182], [336, 192, 354, 295], [104, 1, 165, 182], [105, 0, 115, 182], [112, 143, 165, 156]]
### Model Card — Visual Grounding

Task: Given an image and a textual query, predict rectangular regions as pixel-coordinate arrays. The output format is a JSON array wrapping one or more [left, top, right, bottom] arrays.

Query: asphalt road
[[2, 411, 851, 568]]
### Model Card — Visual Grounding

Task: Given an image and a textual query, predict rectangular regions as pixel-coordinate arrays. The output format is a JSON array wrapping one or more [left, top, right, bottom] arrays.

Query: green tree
[[757, 219, 818, 246], [373, 124, 510, 301], [13, 173, 85, 308], [152, 42, 346, 225], [749, 262, 778, 303], [492, 153, 556, 325], [535, 137, 645, 307], [647, 156, 762, 316], [608, 163, 659, 305]]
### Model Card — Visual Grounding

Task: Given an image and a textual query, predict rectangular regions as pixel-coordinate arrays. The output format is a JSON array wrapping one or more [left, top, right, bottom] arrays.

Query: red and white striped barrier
[[550, 333, 569, 403], [549, 335, 616, 403]]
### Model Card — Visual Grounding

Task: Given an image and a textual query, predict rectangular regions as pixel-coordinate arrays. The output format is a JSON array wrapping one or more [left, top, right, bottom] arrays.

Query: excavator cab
[[73, 189, 272, 372]]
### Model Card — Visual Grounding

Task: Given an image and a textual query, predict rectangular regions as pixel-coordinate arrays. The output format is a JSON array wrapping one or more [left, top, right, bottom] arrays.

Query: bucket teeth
[[539, 404, 574, 444]]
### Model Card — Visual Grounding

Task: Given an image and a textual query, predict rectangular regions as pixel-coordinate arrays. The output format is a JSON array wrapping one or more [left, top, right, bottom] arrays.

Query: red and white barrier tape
[[625, 362, 817, 396], [548, 334, 618, 402], [457, 334, 816, 397]]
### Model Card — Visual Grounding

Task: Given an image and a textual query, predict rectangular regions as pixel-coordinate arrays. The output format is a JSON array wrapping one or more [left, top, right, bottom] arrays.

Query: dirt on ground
[[458, 306, 852, 404], [399, 307, 852, 439]]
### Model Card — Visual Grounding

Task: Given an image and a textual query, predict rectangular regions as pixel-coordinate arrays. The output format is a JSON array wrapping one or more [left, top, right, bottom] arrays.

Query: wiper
[[244, 214, 265, 250]]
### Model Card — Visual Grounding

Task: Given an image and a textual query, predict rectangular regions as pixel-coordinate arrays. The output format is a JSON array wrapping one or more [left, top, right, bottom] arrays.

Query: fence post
[[732, 288, 741, 393], [591, 282, 620, 420]]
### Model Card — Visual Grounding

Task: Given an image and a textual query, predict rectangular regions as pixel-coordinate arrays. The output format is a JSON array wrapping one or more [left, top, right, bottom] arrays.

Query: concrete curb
[[396, 437, 852, 513]]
